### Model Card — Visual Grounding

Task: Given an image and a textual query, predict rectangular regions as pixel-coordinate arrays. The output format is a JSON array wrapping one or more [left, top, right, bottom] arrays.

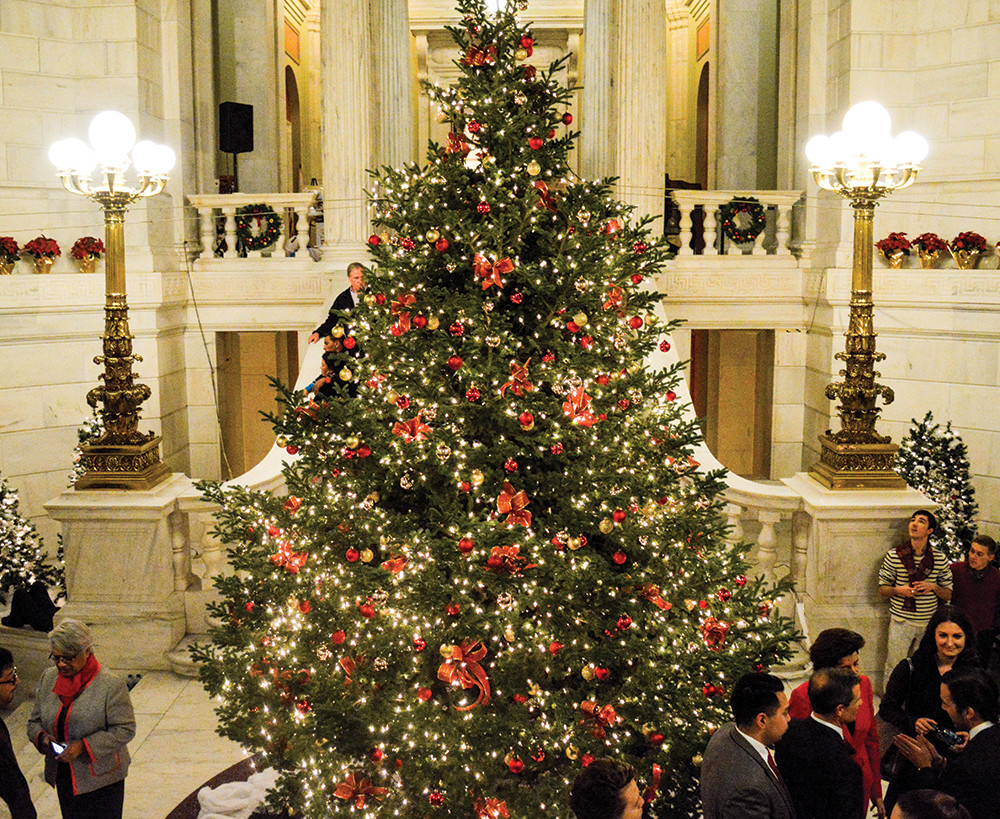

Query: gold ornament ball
[[565, 745, 579, 760], [645, 313, 658, 326], [400, 474, 414, 489], [331, 325, 345, 338], [425, 229, 440, 243], [364, 294, 377, 307], [471, 469, 485, 488], [504, 626, 516, 642], [486, 336, 501, 348], [513, 92, 527, 105], [386, 391, 399, 404], [287, 596, 299, 609], [345, 435, 361, 449], [427, 316, 440, 331], [339, 367, 353, 381], [576, 208, 591, 225], [573, 311, 589, 328], [581, 665, 594, 681], [642, 722, 655, 738], [514, 47, 528, 60], [436, 444, 452, 461], [568, 536, 582, 551], [642, 500, 658, 517], [599, 518, 614, 534], [440, 644, 454, 657], [360, 548, 374, 563], [435, 108, 448, 123], [527, 160, 541, 176], [276, 436, 288, 448], [692, 753, 703, 767]]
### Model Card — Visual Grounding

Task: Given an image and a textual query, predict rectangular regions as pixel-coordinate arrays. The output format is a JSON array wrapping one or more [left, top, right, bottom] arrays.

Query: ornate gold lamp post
[[805, 101, 928, 489], [49, 111, 175, 490]]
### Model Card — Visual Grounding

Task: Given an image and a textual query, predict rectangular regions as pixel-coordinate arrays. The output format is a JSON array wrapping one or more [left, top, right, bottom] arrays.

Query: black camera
[[928, 725, 963, 749]]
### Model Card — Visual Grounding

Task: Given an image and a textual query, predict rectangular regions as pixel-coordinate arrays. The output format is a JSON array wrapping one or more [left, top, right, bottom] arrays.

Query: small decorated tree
[[895, 411, 978, 560], [69, 412, 106, 485], [0, 475, 64, 598]]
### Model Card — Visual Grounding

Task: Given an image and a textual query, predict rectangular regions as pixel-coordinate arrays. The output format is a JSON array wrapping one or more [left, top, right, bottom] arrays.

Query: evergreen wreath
[[235, 203, 282, 251], [720, 197, 766, 245]]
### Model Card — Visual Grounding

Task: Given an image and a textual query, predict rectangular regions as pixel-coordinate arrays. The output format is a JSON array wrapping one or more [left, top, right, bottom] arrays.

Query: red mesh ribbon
[[497, 482, 532, 527], [486, 545, 535, 576], [603, 286, 624, 312], [534, 181, 558, 211], [562, 386, 597, 427], [473, 253, 514, 290], [639, 584, 670, 610], [269, 541, 307, 574], [392, 414, 431, 443], [500, 359, 533, 397], [437, 639, 491, 711], [333, 773, 389, 808], [580, 700, 618, 738]]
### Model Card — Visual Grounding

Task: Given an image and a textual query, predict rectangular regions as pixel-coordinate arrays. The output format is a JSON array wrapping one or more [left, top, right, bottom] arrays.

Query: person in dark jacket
[[775, 667, 865, 819], [950, 535, 1000, 667], [307, 262, 364, 343], [0, 646, 36, 819]]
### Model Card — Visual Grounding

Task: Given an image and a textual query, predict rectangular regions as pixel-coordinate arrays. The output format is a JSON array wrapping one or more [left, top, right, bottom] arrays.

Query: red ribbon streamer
[[437, 639, 491, 711], [475, 798, 509, 819], [643, 764, 662, 805], [533, 181, 558, 212], [500, 359, 533, 397], [639, 584, 670, 610], [497, 481, 532, 527], [333, 773, 389, 808]]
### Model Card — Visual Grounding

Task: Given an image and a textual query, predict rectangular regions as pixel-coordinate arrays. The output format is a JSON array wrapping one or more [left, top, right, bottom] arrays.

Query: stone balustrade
[[187, 192, 321, 261], [670, 189, 804, 256]]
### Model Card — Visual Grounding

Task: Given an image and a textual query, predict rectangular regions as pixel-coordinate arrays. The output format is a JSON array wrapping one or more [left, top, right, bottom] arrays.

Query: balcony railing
[[187, 192, 321, 260], [669, 189, 803, 256]]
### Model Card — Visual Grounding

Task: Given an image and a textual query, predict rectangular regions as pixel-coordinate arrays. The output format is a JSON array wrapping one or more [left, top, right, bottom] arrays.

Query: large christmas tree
[[895, 410, 978, 560], [195, 2, 796, 816]]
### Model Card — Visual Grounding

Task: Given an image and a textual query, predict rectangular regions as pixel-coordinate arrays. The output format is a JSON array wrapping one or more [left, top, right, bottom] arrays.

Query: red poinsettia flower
[[23, 235, 60, 258]]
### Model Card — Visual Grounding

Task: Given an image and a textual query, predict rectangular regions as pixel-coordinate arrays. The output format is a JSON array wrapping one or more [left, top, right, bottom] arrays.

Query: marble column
[[614, 0, 667, 228], [665, 8, 694, 182], [580, 0, 616, 179], [320, 0, 374, 262], [371, 0, 416, 170]]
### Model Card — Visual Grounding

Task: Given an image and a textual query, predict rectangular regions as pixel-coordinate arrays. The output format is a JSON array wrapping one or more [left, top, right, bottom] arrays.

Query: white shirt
[[969, 720, 995, 741], [736, 727, 773, 766], [811, 712, 846, 737]]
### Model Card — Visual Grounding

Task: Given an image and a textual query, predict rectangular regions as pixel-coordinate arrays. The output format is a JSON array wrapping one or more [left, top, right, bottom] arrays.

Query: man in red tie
[[700, 673, 796, 818]]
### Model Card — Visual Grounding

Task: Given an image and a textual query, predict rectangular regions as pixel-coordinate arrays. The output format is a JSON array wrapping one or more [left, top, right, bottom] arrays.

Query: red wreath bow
[[500, 358, 533, 397], [580, 700, 618, 738], [533, 181, 558, 212], [562, 386, 597, 427], [473, 253, 514, 290], [437, 639, 491, 711], [333, 773, 389, 808], [269, 541, 307, 574], [603, 286, 624, 313], [475, 798, 510, 819], [486, 545, 535, 576], [639, 584, 670, 610], [497, 482, 532, 527], [392, 413, 431, 443]]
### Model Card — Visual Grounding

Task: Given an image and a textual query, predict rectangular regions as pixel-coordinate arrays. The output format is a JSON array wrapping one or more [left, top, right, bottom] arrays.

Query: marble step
[[167, 633, 210, 678]]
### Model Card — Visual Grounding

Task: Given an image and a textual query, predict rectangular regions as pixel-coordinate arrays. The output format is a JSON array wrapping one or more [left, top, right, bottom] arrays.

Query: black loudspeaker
[[219, 102, 253, 154]]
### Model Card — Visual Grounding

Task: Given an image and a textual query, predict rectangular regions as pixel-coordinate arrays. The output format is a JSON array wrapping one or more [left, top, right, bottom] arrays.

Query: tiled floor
[[2, 672, 246, 819]]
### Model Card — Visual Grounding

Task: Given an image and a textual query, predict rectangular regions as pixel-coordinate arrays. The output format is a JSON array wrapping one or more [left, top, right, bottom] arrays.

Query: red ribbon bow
[[603, 286, 624, 313], [500, 359, 533, 397], [562, 386, 597, 427], [269, 541, 307, 574], [391, 293, 416, 315], [475, 798, 510, 819], [339, 654, 364, 683], [701, 617, 729, 650], [473, 253, 514, 290], [461, 44, 496, 66], [382, 553, 408, 573], [392, 413, 431, 443], [437, 639, 491, 711], [447, 131, 471, 156], [497, 482, 532, 527], [580, 700, 618, 738], [333, 773, 389, 808], [533, 181, 558, 212], [486, 545, 535, 576], [639, 584, 670, 610]]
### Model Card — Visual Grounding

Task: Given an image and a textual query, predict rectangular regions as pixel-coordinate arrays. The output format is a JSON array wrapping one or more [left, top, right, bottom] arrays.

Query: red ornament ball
[[581, 336, 593, 350], [429, 791, 444, 806], [612, 551, 627, 565], [629, 316, 644, 330], [659, 340, 671, 352], [299, 600, 311, 613], [435, 237, 450, 252], [331, 630, 346, 645], [520, 35, 533, 48], [616, 615, 632, 631], [468, 121, 481, 133], [296, 700, 310, 713], [759, 603, 771, 618], [563, 112, 573, 125], [401, 237, 415, 251], [447, 602, 461, 616], [735, 575, 748, 587], [612, 509, 627, 523], [524, 65, 537, 80], [630, 273, 643, 284], [412, 315, 427, 328], [343, 336, 356, 349], [717, 588, 732, 602], [617, 398, 629, 410], [508, 758, 524, 774], [367, 234, 380, 246], [358, 444, 371, 458], [698, 600, 709, 609], [531, 748, 546, 763], [396, 395, 410, 409], [549, 641, 563, 654], [581, 753, 595, 767], [547, 128, 556, 139], [449, 321, 465, 336], [285, 445, 299, 455], [359, 603, 375, 618], [418, 687, 433, 701], [458, 537, 475, 554], [633, 241, 647, 254], [529, 137, 544, 150], [510, 291, 523, 304], [447, 355, 463, 371], [413, 637, 427, 651], [346, 548, 360, 562], [370, 748, 384, 762], [465, 387, 481, 402], [504, 458, 518, 472], [477, 201, 491, 214], [566, 321, 580, 333], [550, 442, 564, 454], [665, 390, 677, 401], [519, 411, 534, 430], [375, 293, 387, 305], [594, 667, 610, 681]]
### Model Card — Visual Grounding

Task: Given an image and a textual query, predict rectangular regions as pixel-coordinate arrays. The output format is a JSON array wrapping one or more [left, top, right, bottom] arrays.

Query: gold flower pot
[[918, 249, 941, 269], [76, 255, 97, 274], [950, 248, 981, 270], [880, 249, 906, 268], [32, 256, 55, 274], [0, 260, 14, 275]]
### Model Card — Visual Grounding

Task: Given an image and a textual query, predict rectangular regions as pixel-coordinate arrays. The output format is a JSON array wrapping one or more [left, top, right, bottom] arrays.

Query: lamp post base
[[74, 436, 171, 490], [808, 434, 908, 490]]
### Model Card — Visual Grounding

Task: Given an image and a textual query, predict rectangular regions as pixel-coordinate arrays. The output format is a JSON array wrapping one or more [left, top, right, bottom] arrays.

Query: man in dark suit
[[775, 667, 864, 819], [894, 668, 1000, 819], [308, 261, 365, 343], [0, 647, 36, 819], [700, 672, 796, 819]]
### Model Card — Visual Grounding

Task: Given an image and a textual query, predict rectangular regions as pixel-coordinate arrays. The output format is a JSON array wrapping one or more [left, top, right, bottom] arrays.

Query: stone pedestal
[[781, 473, 931, 691], [44, 473, 195, 671]]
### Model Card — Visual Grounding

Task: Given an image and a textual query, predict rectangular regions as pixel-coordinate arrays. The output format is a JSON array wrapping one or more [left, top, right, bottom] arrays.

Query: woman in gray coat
[[27, 619, 135, 819]]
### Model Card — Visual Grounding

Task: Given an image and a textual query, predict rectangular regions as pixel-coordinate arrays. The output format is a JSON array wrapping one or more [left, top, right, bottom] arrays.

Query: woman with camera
[[878, 606, 979, 815]]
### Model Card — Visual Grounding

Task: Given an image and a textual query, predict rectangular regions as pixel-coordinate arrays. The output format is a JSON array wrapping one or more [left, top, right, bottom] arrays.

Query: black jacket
[[775, 717, 864, 819], [913, 724, 1000, 819]]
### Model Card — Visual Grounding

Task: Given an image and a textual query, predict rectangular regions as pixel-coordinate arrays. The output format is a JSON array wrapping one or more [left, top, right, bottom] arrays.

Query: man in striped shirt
[[879, 509, 952, 690]]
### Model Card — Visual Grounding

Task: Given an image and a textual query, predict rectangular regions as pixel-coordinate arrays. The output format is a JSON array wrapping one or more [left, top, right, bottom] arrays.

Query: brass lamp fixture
[[804, 101, 928, 489], [49, 111, 175, 490]]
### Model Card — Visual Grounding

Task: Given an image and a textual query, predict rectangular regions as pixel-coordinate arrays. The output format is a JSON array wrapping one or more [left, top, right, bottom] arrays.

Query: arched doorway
[[695, 63, 709, 190], [285, 65, 301, 191]]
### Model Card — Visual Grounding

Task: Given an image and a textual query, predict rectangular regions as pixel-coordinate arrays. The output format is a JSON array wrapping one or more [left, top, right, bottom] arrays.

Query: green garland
[[236, 203, 282, 251], [720, 197, 766, 245]]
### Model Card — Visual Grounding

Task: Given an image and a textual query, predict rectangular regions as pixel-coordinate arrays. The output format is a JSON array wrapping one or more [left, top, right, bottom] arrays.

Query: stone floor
[[1, 671, 246, 819]]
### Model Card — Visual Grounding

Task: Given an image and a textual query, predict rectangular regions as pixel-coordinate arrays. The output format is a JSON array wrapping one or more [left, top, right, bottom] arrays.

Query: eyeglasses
[[49, 652, 79, 665], [0, 668, 17, 686]]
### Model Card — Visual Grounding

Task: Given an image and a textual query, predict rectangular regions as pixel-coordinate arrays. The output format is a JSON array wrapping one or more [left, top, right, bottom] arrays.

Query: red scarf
[[896, 542, 934, 612], [53, 653, 101, 705]]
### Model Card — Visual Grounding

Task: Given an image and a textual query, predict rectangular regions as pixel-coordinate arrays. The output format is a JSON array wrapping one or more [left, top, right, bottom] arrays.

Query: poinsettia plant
[[912, 232, 948, 253], [71, 236, 105, 259], [950, 231, 988, 253], [875, 232, 911, 255], [23, 235, 60, 258], [0, 237, 18, 263]]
